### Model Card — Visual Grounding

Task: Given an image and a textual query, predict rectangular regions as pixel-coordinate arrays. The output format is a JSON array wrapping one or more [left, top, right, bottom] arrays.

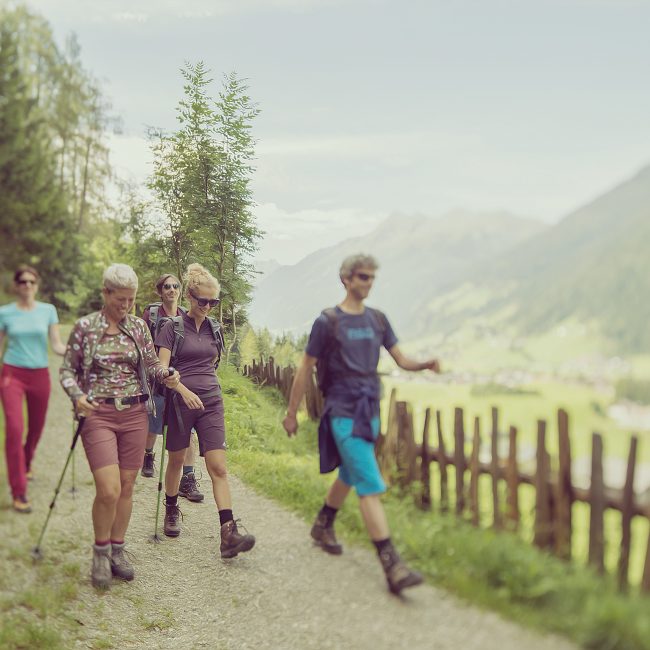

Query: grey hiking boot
[[378, 546, 424, 595], [220, 519, 255, 558], [179, 472, 204, 502], [91, 544, 112, 590], [310, 512, 343, 555], [141, 451, 155, 478], [164, 504, 182, 537], [110, 543, 135, 581]]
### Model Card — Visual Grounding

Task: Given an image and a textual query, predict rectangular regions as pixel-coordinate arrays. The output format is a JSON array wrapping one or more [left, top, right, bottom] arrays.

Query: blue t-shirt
[[0, 302, 59, 369], [306, 306, 397, 416]]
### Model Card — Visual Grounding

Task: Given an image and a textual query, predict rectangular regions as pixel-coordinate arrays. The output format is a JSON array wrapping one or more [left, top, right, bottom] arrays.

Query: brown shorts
[[81, 402, 148, 472]]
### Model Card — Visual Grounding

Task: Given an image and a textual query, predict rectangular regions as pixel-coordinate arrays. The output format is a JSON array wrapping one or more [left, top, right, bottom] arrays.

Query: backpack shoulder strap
[[170, 315, 185, 362], [320, 307, 339, 342], [366, 307, 388, 336], [207, 317, 224, 367]]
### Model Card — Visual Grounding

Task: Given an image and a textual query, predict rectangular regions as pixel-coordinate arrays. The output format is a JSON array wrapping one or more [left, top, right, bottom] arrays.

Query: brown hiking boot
[[378, 546, 424, 595], [220, 519, 255, 558], [141, 451, 155, 478], [179, 472, 204, 502], [91, 545, 112, 590], [110, 544, 135, 581], [310, 512, 343, 555], [164, 504, 182, 537]]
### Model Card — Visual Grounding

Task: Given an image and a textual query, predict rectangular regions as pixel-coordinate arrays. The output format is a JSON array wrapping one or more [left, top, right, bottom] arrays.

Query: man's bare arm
[[282, 353, 318, 436], [388, 344, 440, 373]]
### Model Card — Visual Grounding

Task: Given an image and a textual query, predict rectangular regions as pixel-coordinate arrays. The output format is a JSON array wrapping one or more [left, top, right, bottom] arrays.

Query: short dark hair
[[14, 265, 40, 283], [155, 273, 180, 295]]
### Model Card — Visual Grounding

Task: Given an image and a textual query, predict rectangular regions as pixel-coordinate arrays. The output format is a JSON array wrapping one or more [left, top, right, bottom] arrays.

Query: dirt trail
[[1, 368, 578, 649]]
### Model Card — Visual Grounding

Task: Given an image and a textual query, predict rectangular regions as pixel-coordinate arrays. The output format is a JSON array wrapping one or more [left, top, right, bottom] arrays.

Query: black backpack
[[145, 303, 187, 342], [169, 315, 225, 370], [315, 307, 388, 395]]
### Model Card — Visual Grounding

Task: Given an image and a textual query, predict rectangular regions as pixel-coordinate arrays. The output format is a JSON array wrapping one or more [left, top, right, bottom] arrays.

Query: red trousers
[[0, 364, 51, 498]]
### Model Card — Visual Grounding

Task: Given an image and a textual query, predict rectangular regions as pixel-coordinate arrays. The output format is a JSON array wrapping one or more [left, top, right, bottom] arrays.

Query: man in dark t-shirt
[[283, 253, 440, 595]]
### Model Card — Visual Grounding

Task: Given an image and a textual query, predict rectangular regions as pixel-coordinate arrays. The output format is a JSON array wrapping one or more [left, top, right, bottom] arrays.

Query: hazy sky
[[20, 0, 650, 263]]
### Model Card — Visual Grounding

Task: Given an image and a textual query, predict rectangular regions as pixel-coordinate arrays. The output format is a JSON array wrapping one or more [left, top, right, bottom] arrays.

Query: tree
[[0, 21, 80, 303]]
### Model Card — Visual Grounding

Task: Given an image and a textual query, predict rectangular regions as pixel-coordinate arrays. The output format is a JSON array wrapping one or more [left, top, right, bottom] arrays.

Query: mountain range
[[250, 164, 650, 354]]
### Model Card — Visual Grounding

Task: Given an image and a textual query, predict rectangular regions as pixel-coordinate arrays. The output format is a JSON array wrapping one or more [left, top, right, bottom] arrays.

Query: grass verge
[[223, 364, 650, 650]]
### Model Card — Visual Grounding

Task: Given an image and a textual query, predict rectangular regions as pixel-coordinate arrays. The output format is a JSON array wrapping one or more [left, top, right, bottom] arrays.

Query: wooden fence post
[[556, 408, 573, 560], [588, 433, 605, 573], [506, 425, 519, 530], [395, 401, 417, 488], [618, 436, 638, 592], [534, 420, 553, 549], [469, 416, 481, 526], [420, 408, 432, 510], [491, 407, 502, 529], [437, 410, 449, 513], [454, 407, 466, 515]]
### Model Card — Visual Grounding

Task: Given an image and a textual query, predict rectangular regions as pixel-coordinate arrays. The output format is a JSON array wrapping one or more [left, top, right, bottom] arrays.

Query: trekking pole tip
[[31, 546, 43, 561]]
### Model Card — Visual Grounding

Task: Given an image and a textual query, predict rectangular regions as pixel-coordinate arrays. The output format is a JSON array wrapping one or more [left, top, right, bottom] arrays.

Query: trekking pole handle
[[167, 367, 176, 376]]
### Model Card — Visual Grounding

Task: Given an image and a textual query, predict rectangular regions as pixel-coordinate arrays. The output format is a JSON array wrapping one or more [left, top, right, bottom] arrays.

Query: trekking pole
[[32, 398, 93, 561], [151, 367, 175, 543], [69, 417, 77, 497]]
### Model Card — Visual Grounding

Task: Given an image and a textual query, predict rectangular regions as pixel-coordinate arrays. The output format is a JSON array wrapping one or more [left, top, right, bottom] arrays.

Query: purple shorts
[[165, 393, 226, 455], [81, 402, 148, 472]]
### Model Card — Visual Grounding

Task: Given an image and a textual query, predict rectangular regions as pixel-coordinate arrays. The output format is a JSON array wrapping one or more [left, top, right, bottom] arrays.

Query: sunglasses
[[17, 279, 37, 286], [163, 283, 180, 290], [189, 291, 220, 308], [354, 272, 375, 282]]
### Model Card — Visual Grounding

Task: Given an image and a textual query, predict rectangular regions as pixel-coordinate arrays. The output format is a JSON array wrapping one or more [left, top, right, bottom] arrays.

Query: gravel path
[[1, 368, 578, 650]]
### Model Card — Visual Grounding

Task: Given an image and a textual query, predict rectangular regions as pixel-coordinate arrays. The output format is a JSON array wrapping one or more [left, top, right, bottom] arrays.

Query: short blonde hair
[[103, 264, 138, 291], [184, 263, 220, 296], [339, 254, 379, 282]]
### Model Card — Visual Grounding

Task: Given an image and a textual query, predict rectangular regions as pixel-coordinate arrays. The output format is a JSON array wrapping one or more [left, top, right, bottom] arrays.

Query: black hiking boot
[[310, 512, 343, 555], [164, 504, 182, 537], [220, 519, 255, 558], [179, 472, 204, 502], [141, 451, 155, 478], [378, 545, 423, 595]]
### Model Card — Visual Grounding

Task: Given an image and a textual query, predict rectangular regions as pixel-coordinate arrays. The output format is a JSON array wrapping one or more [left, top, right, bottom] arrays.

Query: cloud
[[254, 202, 385, 264]]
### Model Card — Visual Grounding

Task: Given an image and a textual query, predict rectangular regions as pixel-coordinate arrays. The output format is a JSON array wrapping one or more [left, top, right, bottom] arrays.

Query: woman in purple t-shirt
[[157, 263, 255, 558]]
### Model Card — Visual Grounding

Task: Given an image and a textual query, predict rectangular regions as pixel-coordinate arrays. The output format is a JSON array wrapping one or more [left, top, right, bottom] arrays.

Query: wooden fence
[[243, 356, 650, 594]]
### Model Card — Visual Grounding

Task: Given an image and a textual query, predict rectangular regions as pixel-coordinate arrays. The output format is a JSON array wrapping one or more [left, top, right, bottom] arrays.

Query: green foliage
[[615, 378, 650, 406], [142, 63, 261, 337]]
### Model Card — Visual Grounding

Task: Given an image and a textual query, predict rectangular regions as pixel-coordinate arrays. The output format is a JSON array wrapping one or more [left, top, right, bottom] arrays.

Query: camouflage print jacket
[[59, 310, 168, 412]]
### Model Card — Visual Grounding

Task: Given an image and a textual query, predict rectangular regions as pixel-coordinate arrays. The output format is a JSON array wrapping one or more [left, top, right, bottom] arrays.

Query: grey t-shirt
[[155, 312, 221, 396]]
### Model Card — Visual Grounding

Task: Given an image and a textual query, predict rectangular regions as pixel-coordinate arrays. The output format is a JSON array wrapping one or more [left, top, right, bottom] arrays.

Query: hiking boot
[[141, 451, 155, 478], [310, 512, 343, 555], [164, 504, 182, 537], [91, 545, 112, 590], [220, 519, 255, 558], [110, 544, 135, 581], [378, 546, 424, 595], [179, 472, 204, 502], [13, 495, 32, 514]]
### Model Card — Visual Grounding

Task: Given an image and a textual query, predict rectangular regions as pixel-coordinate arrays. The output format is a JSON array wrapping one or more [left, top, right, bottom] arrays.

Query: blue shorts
[[331, 416, 386, 496], [147, 393, 166, 435]]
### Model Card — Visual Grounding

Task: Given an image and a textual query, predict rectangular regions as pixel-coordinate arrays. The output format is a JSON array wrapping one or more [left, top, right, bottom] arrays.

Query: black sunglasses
[[163, 283, 180, 290], [189, 291, 220, 308], [17, 279, 37, 285], [354, 272, 375, 282]]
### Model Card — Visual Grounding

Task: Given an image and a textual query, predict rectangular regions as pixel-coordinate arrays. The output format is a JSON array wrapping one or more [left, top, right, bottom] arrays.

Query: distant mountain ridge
[[251, 164, 650, 353], [249, 210, 545, 336], [417, 165, 650, 352]]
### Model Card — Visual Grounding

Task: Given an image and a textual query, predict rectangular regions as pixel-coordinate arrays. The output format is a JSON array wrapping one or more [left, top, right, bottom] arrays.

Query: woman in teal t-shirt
[[0, 265, 66, 513]]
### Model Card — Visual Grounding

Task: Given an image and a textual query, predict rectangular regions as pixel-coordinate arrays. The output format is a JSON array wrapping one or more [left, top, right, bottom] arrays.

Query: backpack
[[145, 303, 187, 341], [315, 307, 388, 396], [169, 315, 225, 370]]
